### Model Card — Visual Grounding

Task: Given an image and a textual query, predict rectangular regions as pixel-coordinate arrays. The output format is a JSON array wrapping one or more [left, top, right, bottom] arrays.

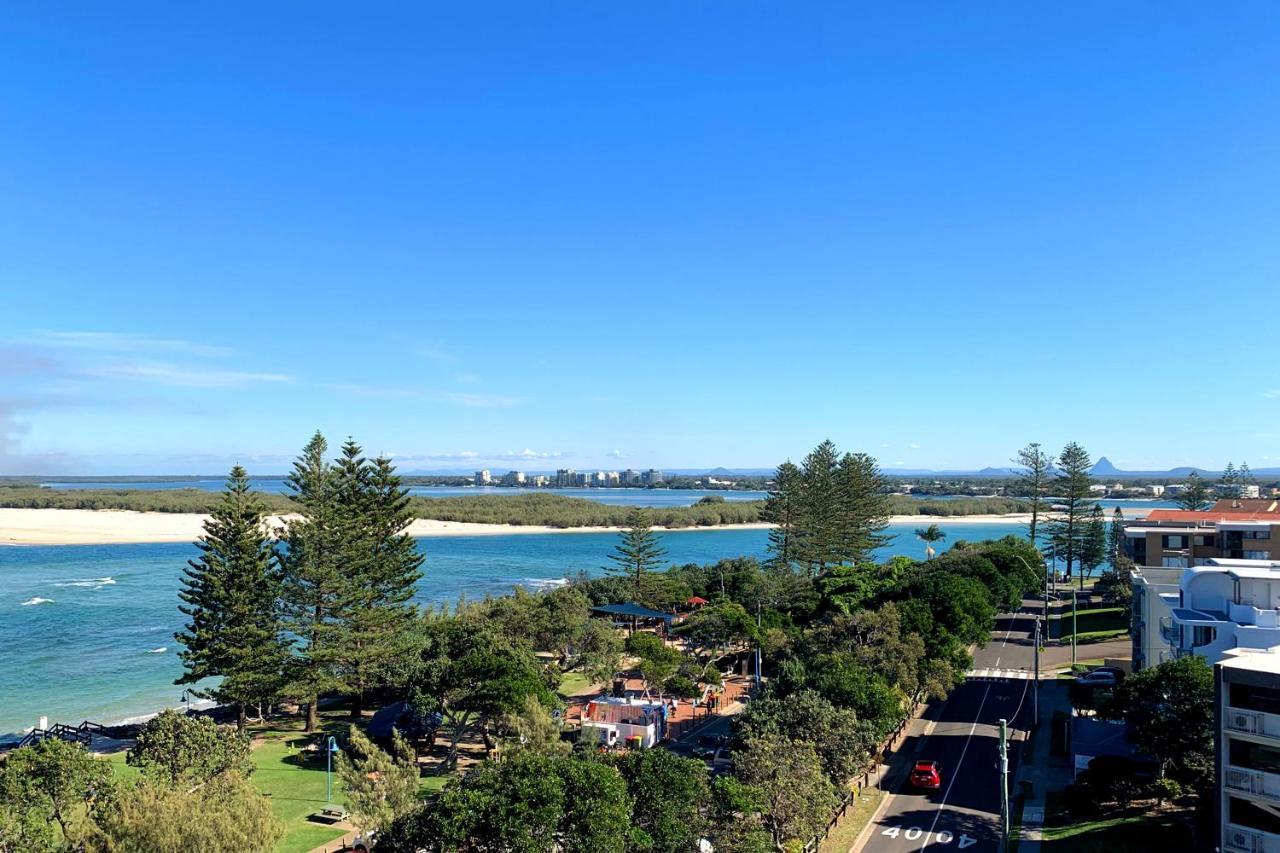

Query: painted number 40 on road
[[881, 826, 978, 848]]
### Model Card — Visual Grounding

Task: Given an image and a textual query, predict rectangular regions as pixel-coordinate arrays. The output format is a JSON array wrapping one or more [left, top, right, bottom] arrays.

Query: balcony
[[1227, 766, 1280, 804], [1160, 616, 1178, 645], [1232, 603, 1280, 629], [1227, 707, 1280, 740], [1224, 823, 1280, 853]]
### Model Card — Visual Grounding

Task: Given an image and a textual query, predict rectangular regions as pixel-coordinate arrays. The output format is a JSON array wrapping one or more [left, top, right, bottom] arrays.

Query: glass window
[[1195, 535, 1215, 546], [1244, 530, 1272, 540], [1162, 535, 1187, 549], [1162, 556, 1188, 568], [1244, 550, 1270, 561], [1192, 626, 1216, 648]]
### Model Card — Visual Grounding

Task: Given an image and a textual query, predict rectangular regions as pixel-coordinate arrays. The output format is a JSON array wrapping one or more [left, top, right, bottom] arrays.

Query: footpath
[[1013, 679, 1073, 852]]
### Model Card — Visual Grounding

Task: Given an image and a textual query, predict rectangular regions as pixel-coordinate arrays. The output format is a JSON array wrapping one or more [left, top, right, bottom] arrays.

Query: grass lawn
[[819, 787, 883, 853], [557, 670, 594, 697], [1040, 791, 1195, 853]]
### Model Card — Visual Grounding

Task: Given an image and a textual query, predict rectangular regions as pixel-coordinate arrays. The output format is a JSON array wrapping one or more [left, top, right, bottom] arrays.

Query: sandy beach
[[0, 507, 1074, 546]]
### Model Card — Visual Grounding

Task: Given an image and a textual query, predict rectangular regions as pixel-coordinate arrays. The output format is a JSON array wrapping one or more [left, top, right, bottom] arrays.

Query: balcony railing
[[1226, 766, 1280, 803], [1226, 707, 1280, 740], [1224, 823, 1280, 853], [1160, 616, 1179, 645]]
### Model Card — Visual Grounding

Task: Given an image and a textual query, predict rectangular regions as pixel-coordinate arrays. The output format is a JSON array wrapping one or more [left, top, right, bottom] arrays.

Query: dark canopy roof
[[590, 603, 674, 624]]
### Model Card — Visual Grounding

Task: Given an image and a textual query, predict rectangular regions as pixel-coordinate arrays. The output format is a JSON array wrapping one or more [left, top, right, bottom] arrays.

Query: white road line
[[917, 679, 994, 852]]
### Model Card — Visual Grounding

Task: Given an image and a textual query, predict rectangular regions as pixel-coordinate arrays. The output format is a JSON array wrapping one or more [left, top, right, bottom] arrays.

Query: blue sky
[[3, 4, 1280, 475]]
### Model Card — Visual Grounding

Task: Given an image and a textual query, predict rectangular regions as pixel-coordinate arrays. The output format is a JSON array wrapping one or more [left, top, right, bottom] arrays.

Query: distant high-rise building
[[605, 471, 620, 486], [621, 469, 641, 485], [501, 470, 525, 486], [474, 469, 491, 486], [555, 469, 576, 488], [643, 469, 664, 486]]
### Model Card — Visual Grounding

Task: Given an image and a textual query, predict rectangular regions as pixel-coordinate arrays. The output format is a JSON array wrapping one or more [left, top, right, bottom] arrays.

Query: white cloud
[[909, 443, 921, 449], [1265, 390, 1280, 399], [606, 449, 629, 460], [324, 383, 422, 399], [496, 448, 564, 461], [87, 362, 294, 388], [442, 392, 520, 408], [26, 330, 232, 357]]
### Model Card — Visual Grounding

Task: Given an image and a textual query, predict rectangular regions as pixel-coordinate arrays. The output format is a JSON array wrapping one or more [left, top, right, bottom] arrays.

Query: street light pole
[[326, 736, 337, 804], [999, 718, 1010, 853], [1033, 620, 1041, 727]]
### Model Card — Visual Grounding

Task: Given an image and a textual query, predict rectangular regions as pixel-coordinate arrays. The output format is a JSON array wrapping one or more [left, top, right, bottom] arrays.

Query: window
[[1192, 626, 1216, 648], [1230, 738, 1280, 774], [1162, 556, 1188, 568], [1194, 535, 1215, 547], [1245, 550, 1270, 561], [1231, 682, 1280, 715], [1162, 535, 1187, 549], [1244, 530, 1272, 540]]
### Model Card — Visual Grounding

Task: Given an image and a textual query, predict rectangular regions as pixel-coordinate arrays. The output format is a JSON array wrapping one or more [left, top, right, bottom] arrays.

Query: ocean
[[0, 518, 1035, 736]]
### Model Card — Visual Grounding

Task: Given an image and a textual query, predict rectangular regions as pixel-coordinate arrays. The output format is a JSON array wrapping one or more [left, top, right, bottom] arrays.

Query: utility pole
[[1033, 620, 1041, 727], [754, 603, 762, 691], [999, 718, 1010, 853], [1071, 583, 1078, 666]]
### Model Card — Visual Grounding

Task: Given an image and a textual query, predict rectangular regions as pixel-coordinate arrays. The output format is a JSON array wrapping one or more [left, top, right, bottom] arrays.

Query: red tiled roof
[[1209, 499, 1280, 514], [1145, 509, 1280, 522]]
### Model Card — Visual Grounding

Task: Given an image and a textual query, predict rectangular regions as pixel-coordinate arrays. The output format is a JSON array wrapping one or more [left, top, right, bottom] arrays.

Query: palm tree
[[915, 523, 946, 559]]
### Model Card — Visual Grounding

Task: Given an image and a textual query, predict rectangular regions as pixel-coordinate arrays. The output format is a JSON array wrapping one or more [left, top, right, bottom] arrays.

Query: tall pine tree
[[176, 466, 289, 729], [1080, 503, 1107, 585], [793, 440, 846, 575], [278, 432, 349, 732], [336, 447, 424, 719], [837, 451, 890, 563], [1175, 472, 1212, 511], [1014, 442, 1052, 545], [763, 461, 800, 572], [606, 507, 667, 605], [1108, 506, 1127, 570], [1046, 442, 1093, 589]]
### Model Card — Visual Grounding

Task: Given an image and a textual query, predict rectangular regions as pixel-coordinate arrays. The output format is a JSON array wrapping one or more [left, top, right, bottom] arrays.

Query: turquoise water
[[38, 481, 767, 507], [0, 521, 1023, 736]]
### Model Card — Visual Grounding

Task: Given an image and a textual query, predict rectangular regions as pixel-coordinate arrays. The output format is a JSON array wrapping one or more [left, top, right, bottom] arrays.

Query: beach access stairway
[[16, 720, 105, 748]]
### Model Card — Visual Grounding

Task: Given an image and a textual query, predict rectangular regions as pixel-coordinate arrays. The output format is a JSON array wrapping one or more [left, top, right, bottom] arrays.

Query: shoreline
[[0, 507, 1095, 546]]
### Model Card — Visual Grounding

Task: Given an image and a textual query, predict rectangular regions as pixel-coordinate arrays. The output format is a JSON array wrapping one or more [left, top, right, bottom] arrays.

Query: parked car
[[910, 760, 942, 790], [1075, 670, 1118, 688], [1090, 666, 1126, 681]]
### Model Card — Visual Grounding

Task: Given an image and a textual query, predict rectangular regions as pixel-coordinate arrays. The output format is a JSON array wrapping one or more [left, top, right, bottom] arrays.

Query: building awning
[[590, 603, 675, 624]]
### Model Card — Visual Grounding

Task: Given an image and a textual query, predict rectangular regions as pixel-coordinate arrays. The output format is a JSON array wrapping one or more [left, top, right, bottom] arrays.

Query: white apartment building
[[1132, 566, 1183, 670], [1148, 558, 1280, 665], [474, 469, 491, 486], [1217, 645, 1280, 852]]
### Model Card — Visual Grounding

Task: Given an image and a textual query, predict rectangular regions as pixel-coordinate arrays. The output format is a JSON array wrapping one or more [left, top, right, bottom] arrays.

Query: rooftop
[[1220, 644, 1280, 675], [1144, 509, 1280, 523]]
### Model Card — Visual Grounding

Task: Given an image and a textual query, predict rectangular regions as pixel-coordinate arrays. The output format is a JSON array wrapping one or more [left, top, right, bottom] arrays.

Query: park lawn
[[818, 787, 883, 853], [249, 726, 349, 853], [1041, 792, 1194, 853], [557, 670, 594, 697]]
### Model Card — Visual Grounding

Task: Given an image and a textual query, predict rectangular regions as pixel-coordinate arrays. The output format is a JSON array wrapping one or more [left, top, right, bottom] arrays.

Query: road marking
[[917, 680, 994, 851], [965, 668, 1033, 681], [878, 825, 976, 848]]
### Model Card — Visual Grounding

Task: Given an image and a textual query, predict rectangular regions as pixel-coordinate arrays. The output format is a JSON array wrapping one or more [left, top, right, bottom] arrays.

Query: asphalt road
[[857, 604, 1039, 853]]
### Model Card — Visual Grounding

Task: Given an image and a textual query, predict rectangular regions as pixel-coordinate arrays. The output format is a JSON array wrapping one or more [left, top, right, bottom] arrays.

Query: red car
[[910, 760, 942, 790]]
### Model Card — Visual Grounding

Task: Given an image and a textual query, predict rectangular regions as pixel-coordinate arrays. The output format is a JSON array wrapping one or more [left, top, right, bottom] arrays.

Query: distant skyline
[[4, 6, 1280, 474]]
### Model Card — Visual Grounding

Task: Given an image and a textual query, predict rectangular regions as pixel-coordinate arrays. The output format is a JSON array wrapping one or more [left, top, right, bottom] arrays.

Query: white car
[[1075, 670, 1118, 688]]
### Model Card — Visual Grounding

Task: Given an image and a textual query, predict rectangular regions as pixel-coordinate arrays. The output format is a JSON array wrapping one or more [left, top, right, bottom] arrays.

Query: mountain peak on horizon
[[1091, 456, 1120, 475]]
